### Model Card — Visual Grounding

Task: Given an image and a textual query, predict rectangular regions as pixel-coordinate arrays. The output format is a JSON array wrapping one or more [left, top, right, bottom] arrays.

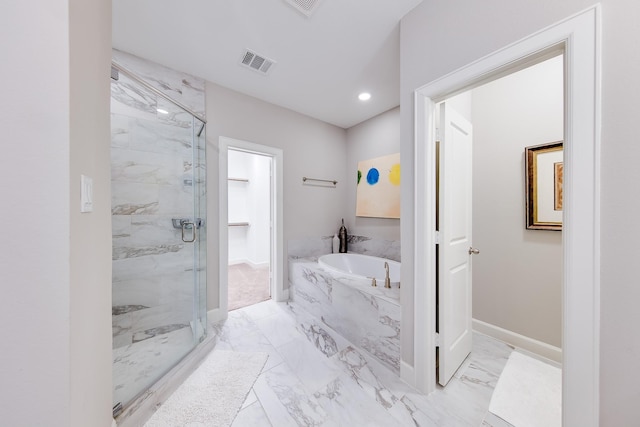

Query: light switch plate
[[80, 175, 93, 213]]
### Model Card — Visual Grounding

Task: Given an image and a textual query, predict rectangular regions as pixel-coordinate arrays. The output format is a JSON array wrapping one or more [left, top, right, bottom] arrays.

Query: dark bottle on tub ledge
[[338, 219, 348, 253]]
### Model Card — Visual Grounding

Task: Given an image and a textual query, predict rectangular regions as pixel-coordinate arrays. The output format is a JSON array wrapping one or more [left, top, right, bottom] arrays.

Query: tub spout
[[384, 262, 391, 288]]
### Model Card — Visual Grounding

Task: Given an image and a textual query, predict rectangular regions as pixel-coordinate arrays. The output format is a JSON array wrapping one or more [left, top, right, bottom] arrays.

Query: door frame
[[218, 136, 285, 316], [411, 5, 600, 426]]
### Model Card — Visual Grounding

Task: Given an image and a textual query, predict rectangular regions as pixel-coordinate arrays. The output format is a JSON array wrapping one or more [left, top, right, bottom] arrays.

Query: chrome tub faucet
[[384, 262, 391, 288]]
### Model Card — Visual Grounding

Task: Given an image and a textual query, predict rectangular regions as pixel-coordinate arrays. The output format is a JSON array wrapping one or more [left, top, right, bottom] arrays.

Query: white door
[[438, 103, 474, 386]]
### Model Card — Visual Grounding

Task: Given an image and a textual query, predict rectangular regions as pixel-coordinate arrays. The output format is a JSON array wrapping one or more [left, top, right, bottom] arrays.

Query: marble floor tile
[[253, 363, 337, 427], [129, 300, 522, 427], [231, 401, 273, 427], [240, 297, 283, 321], [276, 337, 342, 393], [241, 389, 258, 410], [230, 329, 284, 372], [482, 411, 515, 427], [211, 309, 259, 342], [332, 346, 399, 410], [255, 310, 301, 348], [314, 375, 403, 427]]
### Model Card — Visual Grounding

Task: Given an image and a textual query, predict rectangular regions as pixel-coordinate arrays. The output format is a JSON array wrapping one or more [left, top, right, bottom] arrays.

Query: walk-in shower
[[110, 62, 207, 413]]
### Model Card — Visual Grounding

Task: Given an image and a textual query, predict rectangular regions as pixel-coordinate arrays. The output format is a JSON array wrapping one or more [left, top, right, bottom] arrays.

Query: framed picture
[[356, 153, 401, 219], [525, 141, 563, 230]]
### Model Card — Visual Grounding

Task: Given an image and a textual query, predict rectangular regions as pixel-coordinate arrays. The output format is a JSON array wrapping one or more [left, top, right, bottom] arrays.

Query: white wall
[[206, 82, 348, 308], [69, 0, 113, 425], [346, 107, 401, 241], [1, 1, 112, 426], [228, 150, 271, 266], [470, 56, 563, 348], [401, 1, 640, 424], [0, 3, 71, 424], [228, 150, 251, 264], [248, 154, 272, 265]]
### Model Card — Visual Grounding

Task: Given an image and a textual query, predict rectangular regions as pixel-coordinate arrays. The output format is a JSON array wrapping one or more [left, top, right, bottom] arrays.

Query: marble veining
[[113, 244, 184, 260], [287, 235, 400, 262], [132, 323, 191, 343], [112, 202, 159, 216], [300, 267, 333, 302], [255, 363, 335, 427], [111, 49, 207, 411], [290, 257, 401, 373], [113, 49, 205, 117], [207, 300, 517, 427], [298, 322, 339, 358], [113, 305, 148, 316], [111, 80, 157, 116], [346, 235, 401, 262]]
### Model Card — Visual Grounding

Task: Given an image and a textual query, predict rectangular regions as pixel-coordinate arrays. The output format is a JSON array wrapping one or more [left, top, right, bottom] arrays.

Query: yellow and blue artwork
[[356, 153, 400, 219]]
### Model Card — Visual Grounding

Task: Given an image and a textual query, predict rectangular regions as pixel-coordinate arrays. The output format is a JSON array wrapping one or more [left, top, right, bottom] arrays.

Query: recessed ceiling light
[[358, 92, 371, 101], [157, 108, 169, 114]]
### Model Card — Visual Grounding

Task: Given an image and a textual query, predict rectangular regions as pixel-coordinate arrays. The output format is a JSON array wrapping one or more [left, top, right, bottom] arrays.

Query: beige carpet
[[144, 350, 268, 427], [228, 263, 270, 311], [488, 352, 561, 427]]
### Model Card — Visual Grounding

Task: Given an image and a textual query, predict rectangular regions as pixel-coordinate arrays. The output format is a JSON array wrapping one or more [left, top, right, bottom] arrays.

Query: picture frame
[[525, 141, 563, 230]]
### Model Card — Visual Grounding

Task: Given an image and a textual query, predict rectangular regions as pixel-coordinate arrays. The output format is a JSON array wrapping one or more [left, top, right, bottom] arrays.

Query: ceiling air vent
[[284, 0, 322, 17], [240, 49, 276, 75]]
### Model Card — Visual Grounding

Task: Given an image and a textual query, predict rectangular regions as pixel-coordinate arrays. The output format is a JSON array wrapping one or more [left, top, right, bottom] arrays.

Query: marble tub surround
[[287, 236, 333, 259], [289, 257, 401, 374], [287, 235, 400, 262], [207, 300, 515, 427], [347, 235, 401, 262]]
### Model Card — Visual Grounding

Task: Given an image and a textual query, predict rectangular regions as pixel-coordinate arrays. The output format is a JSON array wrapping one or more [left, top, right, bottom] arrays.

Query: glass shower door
[[110, 69, 206, 410]]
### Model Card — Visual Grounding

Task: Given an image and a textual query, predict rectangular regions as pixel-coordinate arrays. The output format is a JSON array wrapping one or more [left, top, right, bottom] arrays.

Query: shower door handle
[[181, 221, 197, 243]]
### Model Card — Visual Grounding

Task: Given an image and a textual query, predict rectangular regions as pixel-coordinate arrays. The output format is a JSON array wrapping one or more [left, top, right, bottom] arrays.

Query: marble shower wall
[[111, 50, 206, 350]]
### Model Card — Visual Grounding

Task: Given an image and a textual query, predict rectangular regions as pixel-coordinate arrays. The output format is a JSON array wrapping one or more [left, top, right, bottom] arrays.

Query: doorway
[[227, 149, 272, 310], [434, 56, 565, 425], [411, 7, 600, 426], [218, 137, 285, 317]]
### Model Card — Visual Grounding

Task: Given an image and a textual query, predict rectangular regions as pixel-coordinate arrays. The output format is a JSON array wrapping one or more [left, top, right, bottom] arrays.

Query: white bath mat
[[488, 351, 561, 427], [144, 350, 268, 427]]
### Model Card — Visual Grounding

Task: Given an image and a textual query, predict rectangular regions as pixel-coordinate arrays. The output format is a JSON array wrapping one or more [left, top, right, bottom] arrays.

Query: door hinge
[[435, 332, 440, 348], [434, 231, 440, 244]]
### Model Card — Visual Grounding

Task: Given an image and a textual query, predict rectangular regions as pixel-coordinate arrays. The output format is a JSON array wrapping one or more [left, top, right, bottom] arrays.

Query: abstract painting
[[356, 153, 401, 219]]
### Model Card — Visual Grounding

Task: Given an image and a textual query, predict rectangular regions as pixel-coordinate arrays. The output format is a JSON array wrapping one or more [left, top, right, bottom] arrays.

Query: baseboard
[[207, 308, 226, 324], [228, 259, 269, 269], [400, 360, 416, 388], [472, 318, 562, 364]]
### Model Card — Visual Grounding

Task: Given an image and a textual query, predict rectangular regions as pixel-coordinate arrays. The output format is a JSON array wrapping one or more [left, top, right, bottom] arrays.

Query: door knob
[[468, 247, 480, 255]]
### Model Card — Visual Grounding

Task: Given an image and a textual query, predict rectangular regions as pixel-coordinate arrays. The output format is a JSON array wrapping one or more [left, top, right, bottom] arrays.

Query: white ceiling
[[112, 0, 422, 129]]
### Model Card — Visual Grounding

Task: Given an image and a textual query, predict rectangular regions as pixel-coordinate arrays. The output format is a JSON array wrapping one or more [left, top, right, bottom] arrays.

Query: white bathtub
[[318, 253, 400, 284]]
